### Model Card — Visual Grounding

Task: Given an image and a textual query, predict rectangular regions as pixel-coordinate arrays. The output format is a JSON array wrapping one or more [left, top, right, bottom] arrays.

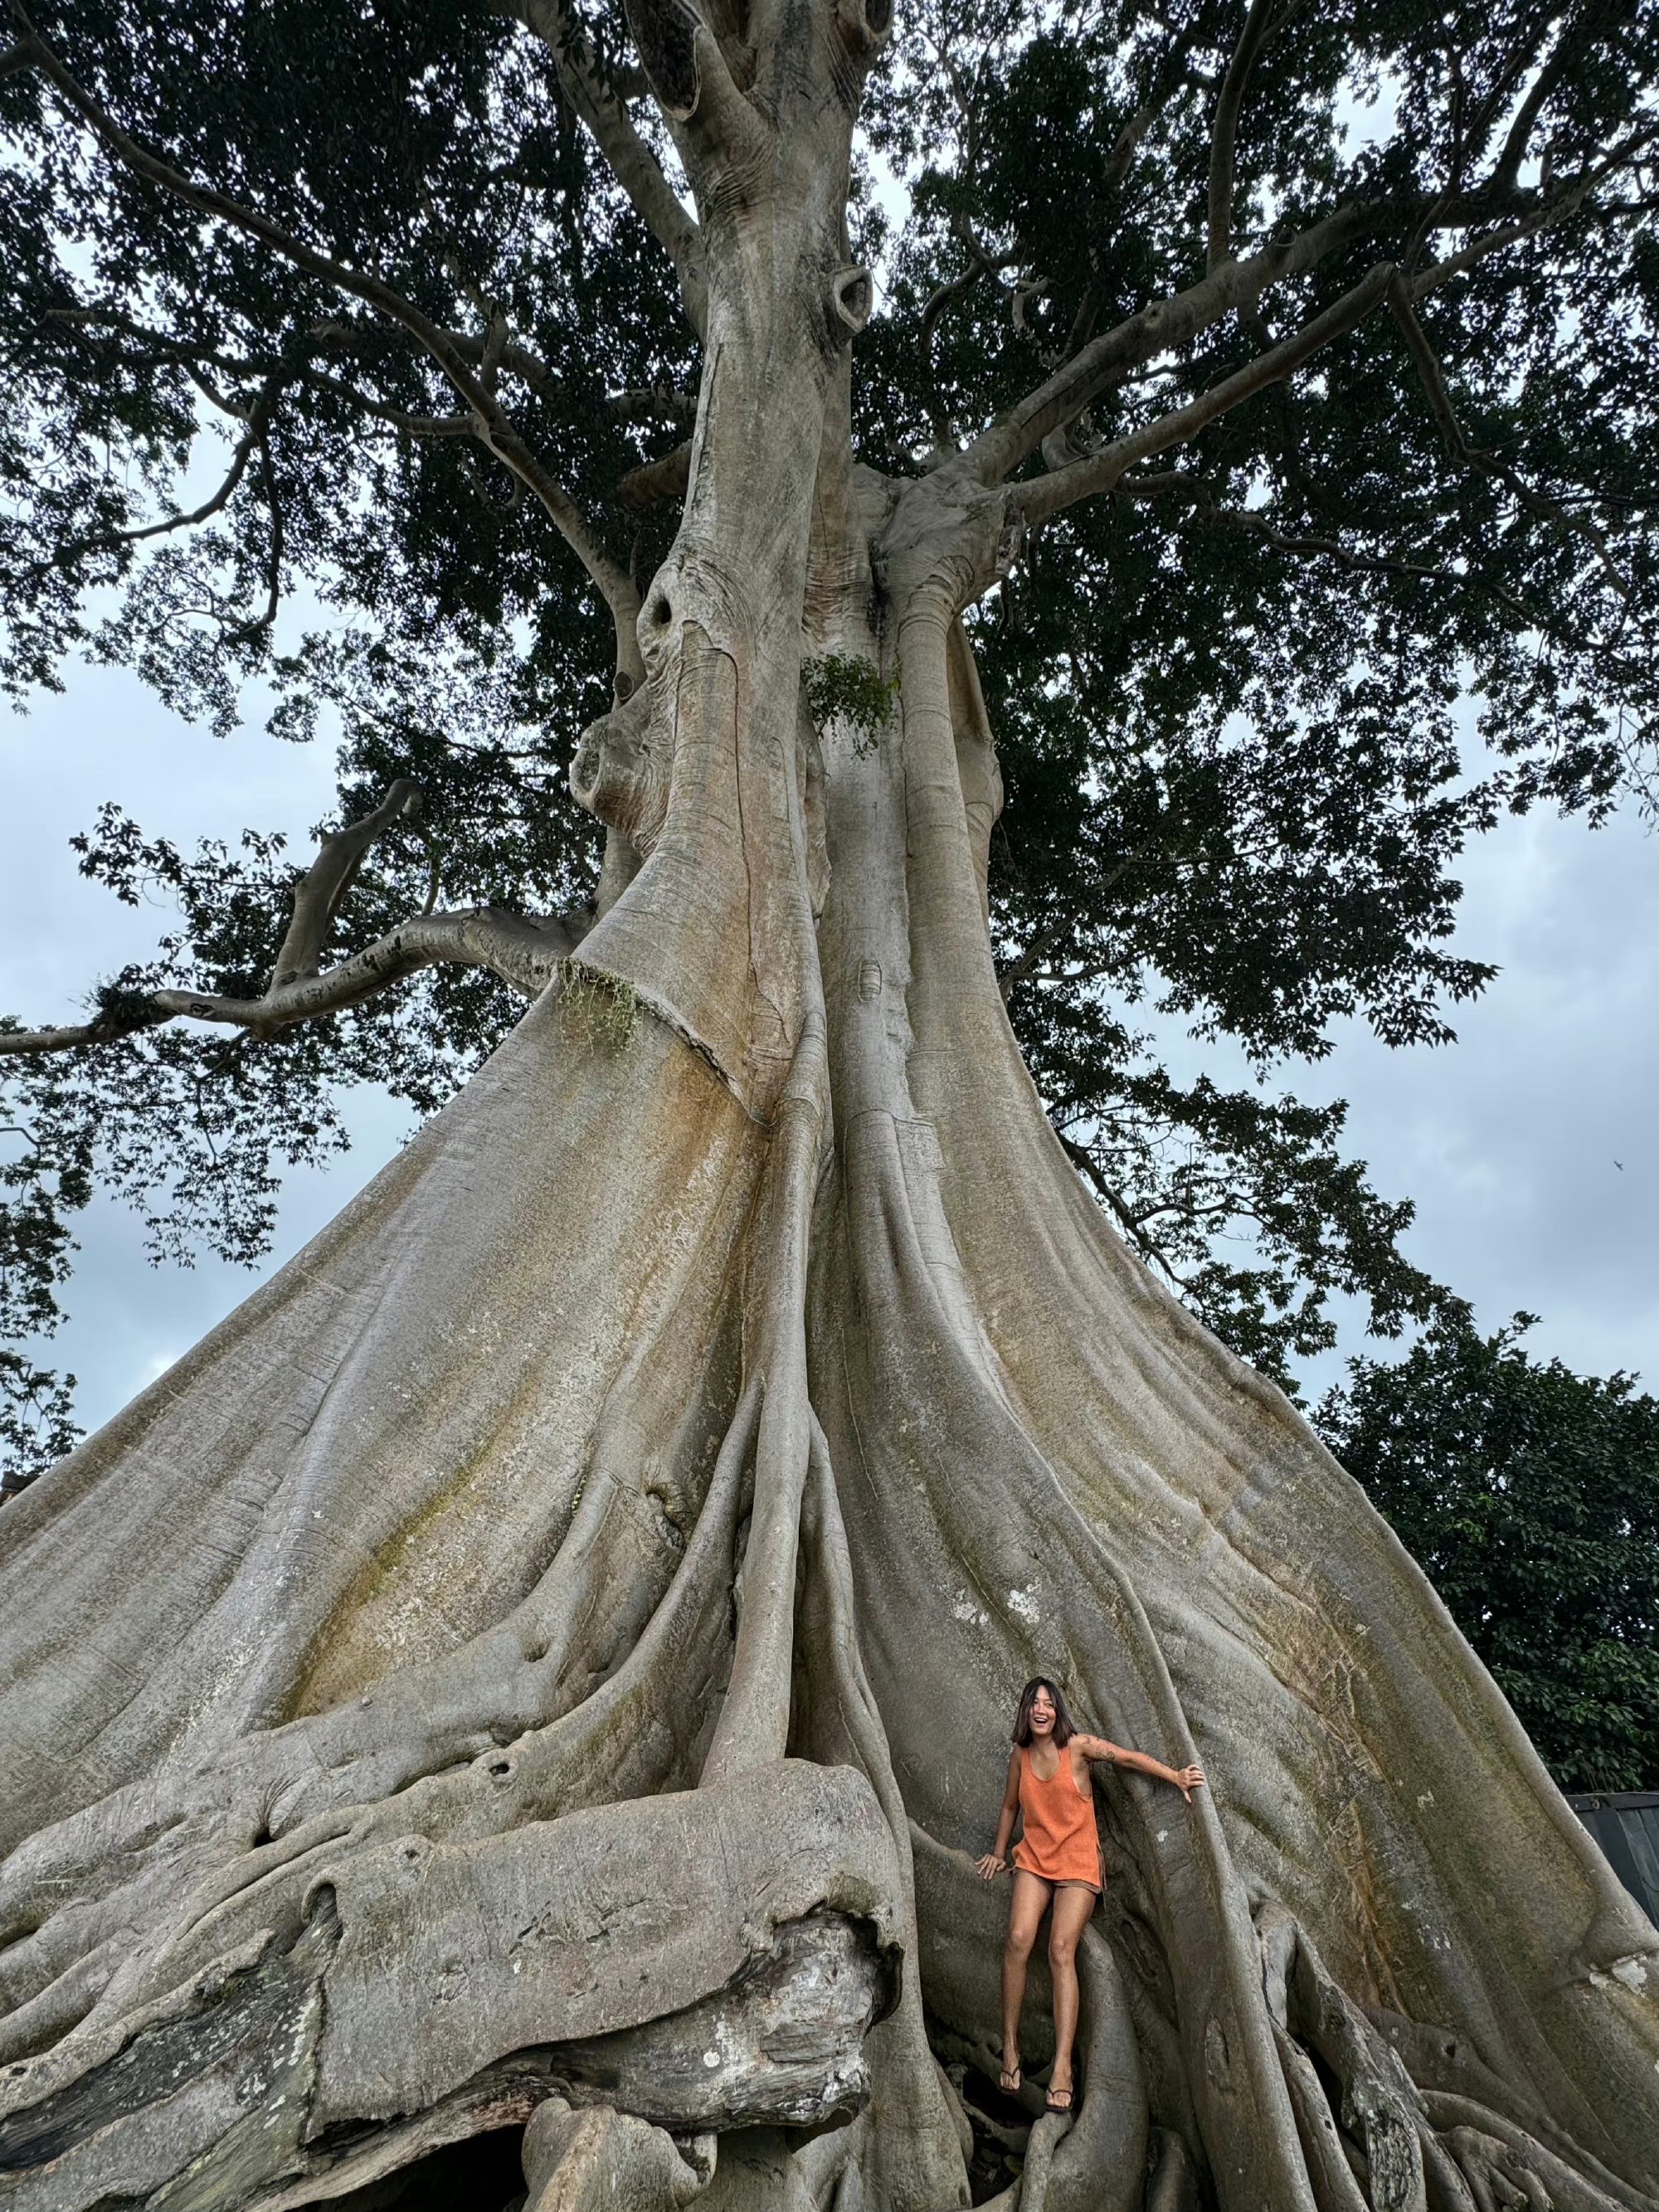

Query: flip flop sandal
[[1045, 2085, 1073, 2113], [999, 2065, 1022, 2095]]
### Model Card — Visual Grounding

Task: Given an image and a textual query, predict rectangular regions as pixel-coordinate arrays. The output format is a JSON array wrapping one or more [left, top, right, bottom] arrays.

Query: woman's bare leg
[[1000, 1871, 1050, 2090], [1045, 1884, 1096, 2107]]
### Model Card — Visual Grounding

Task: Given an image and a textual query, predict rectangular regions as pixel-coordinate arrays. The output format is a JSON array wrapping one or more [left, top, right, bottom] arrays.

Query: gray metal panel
[[1569, 1792, 1659, 1932]]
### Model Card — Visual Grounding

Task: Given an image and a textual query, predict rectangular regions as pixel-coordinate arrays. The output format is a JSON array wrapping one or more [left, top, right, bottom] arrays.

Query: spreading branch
[[969, 108, 1657, 492], [0, 784, 591, 1061], [1205, 0, 1275, 273], [509, 0, 707, 338], [1104, 22, 1210, 193], [7, 369, 289, 610], [1489, 26, 1575, 196], [1014, 132, 1658, 533], [964, 197, 1378, 484], [1110, 469, 1546, 630], [617, 441, 693, 509], [270, 780, 424, 989], [1016, 262, 1396, 526], [1387, 275, 1634, 601], [8, 2, 642, 675]]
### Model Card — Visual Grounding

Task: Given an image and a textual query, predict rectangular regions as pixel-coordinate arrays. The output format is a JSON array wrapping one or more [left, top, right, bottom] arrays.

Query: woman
[[976, 1678, 1204, 2112]]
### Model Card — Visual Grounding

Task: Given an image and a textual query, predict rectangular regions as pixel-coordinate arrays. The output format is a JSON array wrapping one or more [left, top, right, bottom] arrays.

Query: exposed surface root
[[0, 1767, 898, 2208], [521, 2099, 712, 2212], [1258, 1903, 1655, 2212]]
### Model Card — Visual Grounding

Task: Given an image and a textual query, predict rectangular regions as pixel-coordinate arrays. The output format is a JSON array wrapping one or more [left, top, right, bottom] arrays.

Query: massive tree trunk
[[2, 10, 1657, 2212]]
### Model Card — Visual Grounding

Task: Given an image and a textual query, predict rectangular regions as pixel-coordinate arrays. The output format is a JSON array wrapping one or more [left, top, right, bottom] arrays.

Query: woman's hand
[[1171, 1764, 1205, 1801], [975, 1851, 1007, 1880]]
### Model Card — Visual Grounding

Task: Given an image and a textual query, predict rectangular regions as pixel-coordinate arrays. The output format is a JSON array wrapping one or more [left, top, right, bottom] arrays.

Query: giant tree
[[2, 0, 1657, 2208]]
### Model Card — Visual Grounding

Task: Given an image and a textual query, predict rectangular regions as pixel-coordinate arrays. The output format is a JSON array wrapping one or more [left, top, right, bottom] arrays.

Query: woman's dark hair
[[1013, 1677, 1076, 1748]]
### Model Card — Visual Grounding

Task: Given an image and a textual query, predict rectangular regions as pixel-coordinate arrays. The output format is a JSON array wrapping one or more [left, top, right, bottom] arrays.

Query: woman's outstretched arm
[[976, 1751, 1023, 1878], [1074, 1734, 1205, 1801]]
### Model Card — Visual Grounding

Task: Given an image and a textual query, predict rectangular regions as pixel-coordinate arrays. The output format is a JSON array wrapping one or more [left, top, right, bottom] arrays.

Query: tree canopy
[[1320, 1316, 1659, 1796], [3, 0, 1657, 1477]]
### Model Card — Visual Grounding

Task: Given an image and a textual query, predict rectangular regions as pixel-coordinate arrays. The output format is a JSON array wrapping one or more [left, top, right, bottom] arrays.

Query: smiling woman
[[2, 0, 1659, 2207], [976, 1678, 1204, 2115]]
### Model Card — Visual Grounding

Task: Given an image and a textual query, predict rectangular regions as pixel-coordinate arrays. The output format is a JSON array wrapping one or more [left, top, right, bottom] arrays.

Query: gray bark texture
[[2, 3, 1657, 2208]]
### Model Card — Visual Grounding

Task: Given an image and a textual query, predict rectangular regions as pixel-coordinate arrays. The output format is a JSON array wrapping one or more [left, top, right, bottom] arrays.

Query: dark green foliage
[[1319, 1320, 1659, 1792], [802, 651, 898, 758], [0, 1058, 87, 1483], [2, 0, 1657, 1468]]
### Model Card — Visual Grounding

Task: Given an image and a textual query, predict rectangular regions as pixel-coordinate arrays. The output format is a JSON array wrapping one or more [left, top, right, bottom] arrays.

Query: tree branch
[[1488, 29, 1575, 197], [1206, 0, 1275, 273], [9, 2, 641, 668], [294, 363, 479, 437], [964, 197, 1378, 484], [1104, 23, 1208, 192], [1387, 275, 1633, 601], [1017, 262, 1396, 527], [224, 429, 286, 645], [0, 911, 583, 1059], [617, 440, 693, 509], [966, 114, 1657, 491], [1058, 1130, 1204, 1300], [270, 779, 424, 989], [1113, 469, 1545, 628], [1412, 124, 1659, 293], [305, 314, 565, 406], [0, 784, 591, 1060], [1014, 134, 1657, 532], [509, 0, 707, 338], [13, 372, 286, 589]]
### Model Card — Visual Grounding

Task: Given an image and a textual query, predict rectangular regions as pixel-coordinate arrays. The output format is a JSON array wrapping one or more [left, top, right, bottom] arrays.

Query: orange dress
[[1013, 1745, 1102, 1890]]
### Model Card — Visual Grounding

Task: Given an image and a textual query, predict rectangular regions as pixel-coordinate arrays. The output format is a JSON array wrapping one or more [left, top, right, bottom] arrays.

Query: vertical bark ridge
[[788, 1418, 975, 2212], [807, 590, 1316, 2207], [811, 1105, 1319, 2211], [701, 1006, 830, 1782]]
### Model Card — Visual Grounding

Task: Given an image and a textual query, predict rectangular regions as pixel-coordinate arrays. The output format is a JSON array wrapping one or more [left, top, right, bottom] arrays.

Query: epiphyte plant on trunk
[[1, 0, 1657, 2207]]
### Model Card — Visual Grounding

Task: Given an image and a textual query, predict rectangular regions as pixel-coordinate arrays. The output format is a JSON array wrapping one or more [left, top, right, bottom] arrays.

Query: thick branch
[[616, 441, 693, 510], [1, 783, 591, 1061], [968, 123, 1656, 489], [1018, 263, 1396, 526], [271, 779, 424, 989], [0, 911, 584, 1060], [965, 197, 1377, 483], [511, 0, 707, 338], [1489, 31, 1575, 197], [1206, 0, 1275, 273], [1015, 134, 1657, 535]]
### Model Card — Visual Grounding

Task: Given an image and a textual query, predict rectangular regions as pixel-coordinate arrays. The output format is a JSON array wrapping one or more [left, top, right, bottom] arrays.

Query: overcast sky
[[2, 659, 1656, 1441]]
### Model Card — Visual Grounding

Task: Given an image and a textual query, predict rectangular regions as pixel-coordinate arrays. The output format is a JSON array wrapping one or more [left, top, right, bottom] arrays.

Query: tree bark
[[2, 8, 1657, 2210]]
